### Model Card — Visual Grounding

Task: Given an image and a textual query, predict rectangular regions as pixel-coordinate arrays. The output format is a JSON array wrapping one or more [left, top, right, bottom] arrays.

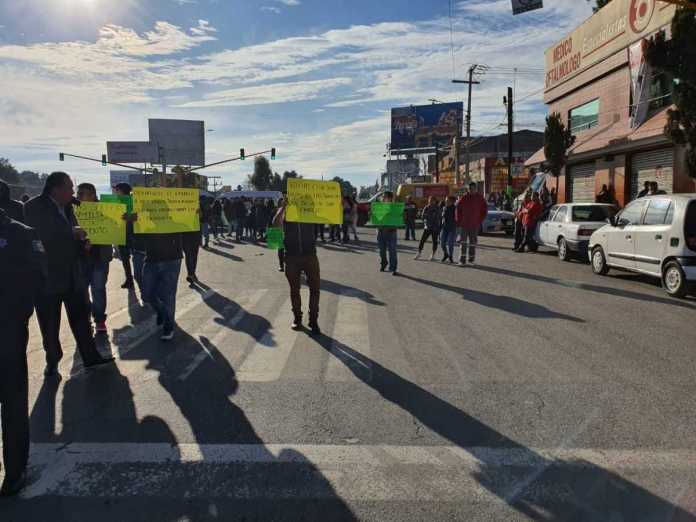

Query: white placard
[[148, 119, 205, 167]]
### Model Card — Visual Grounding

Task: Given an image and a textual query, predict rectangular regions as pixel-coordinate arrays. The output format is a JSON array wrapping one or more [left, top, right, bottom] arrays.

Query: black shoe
[[309, 322, 321, 335], [278, 266, 285, 272], [291, 317, 302, 331], [392, 270, 398, 276], [44, 363, 59, 377], [160, 328, 174, 341], [1, 471, 27, 497], [121, 279, 134, 289], [186, 275, 193, 283], [380, 265, 387, 272], [84, 356, 115, 369]]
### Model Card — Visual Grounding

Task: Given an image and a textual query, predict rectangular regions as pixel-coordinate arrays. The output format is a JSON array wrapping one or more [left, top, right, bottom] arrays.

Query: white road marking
[[177, 289, 268, 381], [326, 294, 371, 382], [15, 442, 696, 502], [235, 297, 299, 382]]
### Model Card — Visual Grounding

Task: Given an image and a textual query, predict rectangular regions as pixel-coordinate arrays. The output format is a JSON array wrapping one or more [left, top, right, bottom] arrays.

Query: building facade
[[526, 0, 694, 206]]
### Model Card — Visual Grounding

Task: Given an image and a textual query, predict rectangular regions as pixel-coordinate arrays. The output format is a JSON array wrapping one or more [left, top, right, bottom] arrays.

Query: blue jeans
[[143, 259, 181, 331], [201, 223, 210, 246], [86, 261, 110, 322], [132, 250, 145, 293], [377, 229, 398, 272], [440, 228, 456, 259]]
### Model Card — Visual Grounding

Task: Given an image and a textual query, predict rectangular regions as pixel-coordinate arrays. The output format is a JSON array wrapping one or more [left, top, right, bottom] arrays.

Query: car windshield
[[572, 205, 615, 222]]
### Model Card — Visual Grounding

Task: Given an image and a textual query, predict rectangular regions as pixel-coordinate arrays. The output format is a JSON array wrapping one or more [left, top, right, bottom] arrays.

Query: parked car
[[588, 194, 696, 298], [536, 203, 617, 261], [481, 204, 514, 235]]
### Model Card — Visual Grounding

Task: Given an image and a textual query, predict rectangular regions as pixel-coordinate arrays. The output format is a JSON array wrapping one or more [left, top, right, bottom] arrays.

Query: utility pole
[[505, 86, 514, 195], [453, 65, 482, 187]]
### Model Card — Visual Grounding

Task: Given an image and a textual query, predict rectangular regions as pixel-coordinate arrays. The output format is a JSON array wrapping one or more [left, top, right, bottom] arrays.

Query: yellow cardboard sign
[[74, 202, 127, 246], [286, 179, 342, 225], [133, 187, 200, 234]]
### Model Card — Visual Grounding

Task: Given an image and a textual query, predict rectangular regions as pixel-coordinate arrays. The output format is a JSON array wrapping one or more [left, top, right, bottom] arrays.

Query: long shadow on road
[[314, 333, 696, 521], [399, 273, 585, 322]]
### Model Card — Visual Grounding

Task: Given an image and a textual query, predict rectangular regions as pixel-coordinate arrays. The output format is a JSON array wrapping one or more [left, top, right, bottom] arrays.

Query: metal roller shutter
[[568, 162, 596, 203], [630, 148, 674, 199]]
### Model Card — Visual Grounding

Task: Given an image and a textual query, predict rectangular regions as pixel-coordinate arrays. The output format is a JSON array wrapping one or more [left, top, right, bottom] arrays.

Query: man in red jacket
[[455, 182, 488, 266], [516, 192, 543, 253]]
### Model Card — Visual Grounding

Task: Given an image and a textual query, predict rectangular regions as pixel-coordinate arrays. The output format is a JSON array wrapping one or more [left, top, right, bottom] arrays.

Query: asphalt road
[[2, 227, 696, 521]]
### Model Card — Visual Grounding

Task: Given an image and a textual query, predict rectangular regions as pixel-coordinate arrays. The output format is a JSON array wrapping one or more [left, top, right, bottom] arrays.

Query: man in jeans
[[377, 191, 399, 275], [76, 183, 112, 334], [403, 196, 417, 241], [273, 204, 321, 334], [454, 182, 487, 266], [142, 233, 183, 341]]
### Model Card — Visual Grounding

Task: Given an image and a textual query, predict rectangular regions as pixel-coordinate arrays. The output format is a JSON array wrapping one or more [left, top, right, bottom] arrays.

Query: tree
[[0, 158, 19, 184], [250, 156, 273, 190], [645, 8, 696, 179], [269, 172, 283, 192], [281, 170, 300, 192], [544, 112, 576, 195], [331, 176, 356, 196]]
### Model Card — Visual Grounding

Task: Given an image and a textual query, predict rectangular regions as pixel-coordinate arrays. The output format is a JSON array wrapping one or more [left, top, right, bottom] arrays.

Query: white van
[[588, 194, 696, 297]]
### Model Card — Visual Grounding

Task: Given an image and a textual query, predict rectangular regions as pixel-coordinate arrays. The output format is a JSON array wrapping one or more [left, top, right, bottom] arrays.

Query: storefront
[[629, 147, 674, 198], [567, 162, 596, 203]]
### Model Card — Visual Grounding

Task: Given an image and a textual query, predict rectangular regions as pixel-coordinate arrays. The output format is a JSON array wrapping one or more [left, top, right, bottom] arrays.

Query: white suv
[[588, 194, 696, 297]]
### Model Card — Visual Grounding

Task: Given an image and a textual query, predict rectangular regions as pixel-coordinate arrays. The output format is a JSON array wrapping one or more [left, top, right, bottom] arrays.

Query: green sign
[[100, 194, 133, 214], [266, 227, 284, 250], [369, 202, 405, 227]]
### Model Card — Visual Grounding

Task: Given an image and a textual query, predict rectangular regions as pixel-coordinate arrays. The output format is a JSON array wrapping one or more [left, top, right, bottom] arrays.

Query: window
[[569, 99, 599, 134], [553, 206, 568, 222], [648, 71, 673, 112], [572, 205, 616, 222], [643, 199, 673, 225], [617, 200, 646, 226]]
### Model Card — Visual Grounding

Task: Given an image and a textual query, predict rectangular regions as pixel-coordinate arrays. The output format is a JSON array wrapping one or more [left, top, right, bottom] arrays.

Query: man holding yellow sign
[[285, 179, 342, 225], [132, 187, 200, 234]]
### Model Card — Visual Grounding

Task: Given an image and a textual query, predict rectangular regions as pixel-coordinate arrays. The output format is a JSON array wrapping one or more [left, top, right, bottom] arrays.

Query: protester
[[113, 183, 136, 289], [232, 197, 246, 241], [637, 181, 651, 198], [440, 196, 457, 263], [273, 201, 321, 334], [455, 182, 488, 266], [341, 196, 352, 243], [246, 199, 257, 241], [223, 198, 235, 238], [649, 181, 667, 195], [414, 196, 440, 261], [255, 199, 268, 241], [377, 191, 399, 275], [516, 192, 543, 253], [142, 231, 183, 341], [349, 195, 360, 242], [0, 206, 45, 496], [76, 183, 112, 334], [200, 197, 212, 249], [276, 198, 287, 272], [182, 202, 202, 288], [24, 172, 114, 375], [513, 192, 531, 251], [211, 199, 222, 241], [0, 180, 24, 223], [596, 184, 613, 204], [403, 196, 417, 241]]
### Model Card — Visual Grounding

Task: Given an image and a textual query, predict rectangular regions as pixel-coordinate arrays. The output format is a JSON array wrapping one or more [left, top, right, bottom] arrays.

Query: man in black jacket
[[24, 172, 114, 376], [273, 205, 321, 334], [0, 180, 25, 223], [0, 207, 44, 496]]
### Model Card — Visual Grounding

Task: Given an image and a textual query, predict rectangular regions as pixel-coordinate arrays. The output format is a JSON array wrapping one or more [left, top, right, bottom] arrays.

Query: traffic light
[[101, 154, 107, 166], [59, 153, 64, 161], [240, 148, 245, 160], [271, 147, 276, 160]]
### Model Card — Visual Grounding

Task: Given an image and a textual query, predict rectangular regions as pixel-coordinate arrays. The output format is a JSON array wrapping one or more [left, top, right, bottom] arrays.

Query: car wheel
[[591, 247, 609, 275], [663, 261, 688, 298], [558, 238, 571, 262]]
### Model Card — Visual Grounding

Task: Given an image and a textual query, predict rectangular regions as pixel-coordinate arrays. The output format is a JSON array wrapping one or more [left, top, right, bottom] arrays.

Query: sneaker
[[380, 264, 387, 272], [186, 275, 193, 283], [160, 329, 174, 341], [392, 270, 398, 276], [414, 252, 421, 260], [448, 257, 454, 264], [458, 260, 466, 267], [95, 321, 107, 333], [278, 266, 285, 272], [468, 259, 476, 266], [441, 256, 448, 263], [309, 322, 321, 335], [291, 317, 302, 331]]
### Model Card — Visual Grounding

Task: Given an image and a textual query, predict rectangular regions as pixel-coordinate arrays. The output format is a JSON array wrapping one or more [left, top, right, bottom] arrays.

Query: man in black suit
[[24, 172, 114, 376], [0, 180, 25, 223]]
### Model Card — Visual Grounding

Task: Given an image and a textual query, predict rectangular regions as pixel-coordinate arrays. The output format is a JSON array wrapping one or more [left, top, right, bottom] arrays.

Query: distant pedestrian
[[516, 192, 543, 253], [276, 198, 287, 272], [414, 196, 440, 261], [513, 192, 531, 251], [76, 183, 113, 334], [440, 196, 457, 263], [403, 196, 417, 240], [200, 197, 212, 248], [377, 191, 399, 275], [637, 181, 651, 198], [211, 199, 222, 240], [455, 182, 488, 266], [273, 202, 321, 335], [341, 196, 352, 243], [649, 181, 667, 195], [349, 196, 359, 241], [232, 197, 246, 241], [596, 184, 612, 204]]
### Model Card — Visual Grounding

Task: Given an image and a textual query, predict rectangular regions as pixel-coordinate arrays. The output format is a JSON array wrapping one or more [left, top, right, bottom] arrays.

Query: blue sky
[[0, 0, 593, 192]]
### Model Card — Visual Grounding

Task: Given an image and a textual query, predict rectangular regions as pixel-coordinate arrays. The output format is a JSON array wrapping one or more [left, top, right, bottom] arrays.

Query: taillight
[[578, 229, 594, 237], [687, 235, 696, 252]]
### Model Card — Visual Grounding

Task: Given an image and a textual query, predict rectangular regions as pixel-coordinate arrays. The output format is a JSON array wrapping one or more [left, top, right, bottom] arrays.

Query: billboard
[[544, 0, 675, 94], [148, 119, 205, 167], [107, 141, 157, 164], [390, 102, 463, 151]]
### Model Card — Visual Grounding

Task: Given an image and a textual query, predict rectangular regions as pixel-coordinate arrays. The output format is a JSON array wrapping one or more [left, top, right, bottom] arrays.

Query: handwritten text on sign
[[286, 179, 342, 225], [74, 202, 127, 246], [133, 187, 200, 234]]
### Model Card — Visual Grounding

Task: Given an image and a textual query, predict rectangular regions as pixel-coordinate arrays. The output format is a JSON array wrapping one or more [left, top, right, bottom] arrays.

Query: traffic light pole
[[453, 65, 481, 187], [189, 148, 276, 173], [506, 86, 514, 194], [58, 152, 154, 173]]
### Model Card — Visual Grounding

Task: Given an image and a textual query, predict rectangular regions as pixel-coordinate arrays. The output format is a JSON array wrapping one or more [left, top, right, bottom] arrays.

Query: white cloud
[[278, 0, 301, 5], [176, 78, 352, 107], [261, 6, 281, 13]]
